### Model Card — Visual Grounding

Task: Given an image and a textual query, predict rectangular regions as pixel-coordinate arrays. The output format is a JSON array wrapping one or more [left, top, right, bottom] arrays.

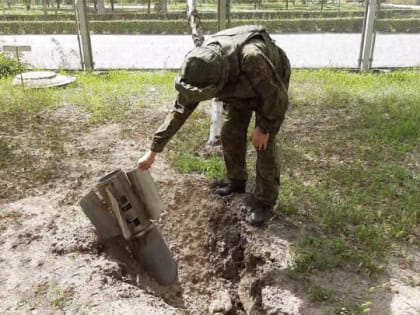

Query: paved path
[[1, 33, 420, 70]]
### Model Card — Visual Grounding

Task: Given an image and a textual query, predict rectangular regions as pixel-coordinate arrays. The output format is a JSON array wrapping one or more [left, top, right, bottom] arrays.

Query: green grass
[[0, 70, 174, 121], [1, 68, 418, 252], [307, 284, 336, 303], [0, 69, 418, 309], [281, 69, 420, 275], [0, 70, 176, 199], [167, 109, 226, 179], [169, 153, 225, 179], [0, 53, 27, 78], [65, 71, 174, 123], [168, 69, 420, 276], [0, 81, 60, 113]]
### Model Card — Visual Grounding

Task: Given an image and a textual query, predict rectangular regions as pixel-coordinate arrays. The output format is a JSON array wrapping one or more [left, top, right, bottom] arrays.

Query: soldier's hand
[[252, 127, 269, 151], [137, 150, 157, 170]]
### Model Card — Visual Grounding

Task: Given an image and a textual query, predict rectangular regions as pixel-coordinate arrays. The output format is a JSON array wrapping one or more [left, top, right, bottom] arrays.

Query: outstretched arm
[[137, 97, 199, 170]]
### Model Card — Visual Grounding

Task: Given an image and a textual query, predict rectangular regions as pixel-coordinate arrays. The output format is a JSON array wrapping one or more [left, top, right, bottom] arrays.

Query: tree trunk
[[97, 0, 105, 14], [161, 0, 167, 17], [42, 0, 48, 15]]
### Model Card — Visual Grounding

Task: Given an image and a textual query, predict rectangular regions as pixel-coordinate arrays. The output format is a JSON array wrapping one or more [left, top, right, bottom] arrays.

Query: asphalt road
[[1, 33, 420, 70]]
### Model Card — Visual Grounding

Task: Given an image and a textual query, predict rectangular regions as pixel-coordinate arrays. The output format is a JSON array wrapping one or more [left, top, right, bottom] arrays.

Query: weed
[[66, 71, 175, 124], [167, 108, 225, 179], [307, 285, 335, 303], [406, 275, 420, 287], [0, 52, 27, 78], [52, 287, 74, 309], [169, 153, 225, 179], [330, 304, 364, 315], [0, 82, 60, 114]]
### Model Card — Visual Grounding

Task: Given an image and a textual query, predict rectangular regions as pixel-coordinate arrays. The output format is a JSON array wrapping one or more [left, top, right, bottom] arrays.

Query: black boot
[[246, 201, 274, 226], [215, 180, 246, 196]]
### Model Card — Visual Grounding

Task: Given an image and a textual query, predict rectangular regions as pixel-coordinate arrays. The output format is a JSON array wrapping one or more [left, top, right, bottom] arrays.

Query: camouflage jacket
[[151, 25, 291, 153]]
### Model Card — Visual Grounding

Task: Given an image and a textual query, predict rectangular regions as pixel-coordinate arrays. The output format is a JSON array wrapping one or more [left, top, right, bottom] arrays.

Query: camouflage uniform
[[150, 25, 291, 206]]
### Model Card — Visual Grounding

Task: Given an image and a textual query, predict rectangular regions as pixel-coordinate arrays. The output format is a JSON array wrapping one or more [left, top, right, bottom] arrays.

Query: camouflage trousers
[[221, 104, 282, 206]]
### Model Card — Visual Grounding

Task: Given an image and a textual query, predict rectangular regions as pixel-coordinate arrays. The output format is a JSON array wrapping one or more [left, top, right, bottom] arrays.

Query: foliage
[[1, 18, 420, 34], [0, 79, 59, 113], [65, 71, 174, 123], [376, 18, 420, 32], [0, 53, 27, 78], [0, 10, 370, 21], [0, 70, 175, 199], [283, 69, 420, 275], [169, 153, 225, 180], [167, 108, 226, 179]]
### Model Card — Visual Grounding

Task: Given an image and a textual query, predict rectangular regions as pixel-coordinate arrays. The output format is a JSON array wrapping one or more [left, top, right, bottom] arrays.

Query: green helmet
[[175, 45, 227, 103], [181, 46, 223, 88]]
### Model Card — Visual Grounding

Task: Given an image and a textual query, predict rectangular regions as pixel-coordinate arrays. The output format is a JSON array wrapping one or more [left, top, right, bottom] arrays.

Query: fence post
[[75, 0, 94, 71], [359, 0, 378, 70], [42, 0, 48, 16], [217, 0, 227, 31]]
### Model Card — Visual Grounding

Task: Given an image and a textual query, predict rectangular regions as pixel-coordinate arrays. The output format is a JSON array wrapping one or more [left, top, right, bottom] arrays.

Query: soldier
[[138, 25, 291, 226]]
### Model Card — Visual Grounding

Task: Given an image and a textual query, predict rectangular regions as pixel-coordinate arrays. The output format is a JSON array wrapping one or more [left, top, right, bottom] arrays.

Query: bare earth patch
[[1, 103, 419, 314]]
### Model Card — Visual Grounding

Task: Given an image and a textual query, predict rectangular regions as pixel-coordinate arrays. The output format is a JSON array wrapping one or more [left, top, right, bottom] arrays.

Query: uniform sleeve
[[241, 40, 289, 134], [151, 96, 199, 152]]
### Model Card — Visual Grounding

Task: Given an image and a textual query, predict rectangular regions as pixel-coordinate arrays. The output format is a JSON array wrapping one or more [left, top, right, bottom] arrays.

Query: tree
[[97, 0, 105, 14], [154, 0, 167, 15], [24, 0, 31, 10], [42, 0, 48, 15], [147, 0, 151, 14], [161, 0, 167, 17]]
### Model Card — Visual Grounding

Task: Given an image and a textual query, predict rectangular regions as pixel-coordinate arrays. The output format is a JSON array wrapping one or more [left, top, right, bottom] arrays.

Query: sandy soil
[[1, 104, 419, 314]]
